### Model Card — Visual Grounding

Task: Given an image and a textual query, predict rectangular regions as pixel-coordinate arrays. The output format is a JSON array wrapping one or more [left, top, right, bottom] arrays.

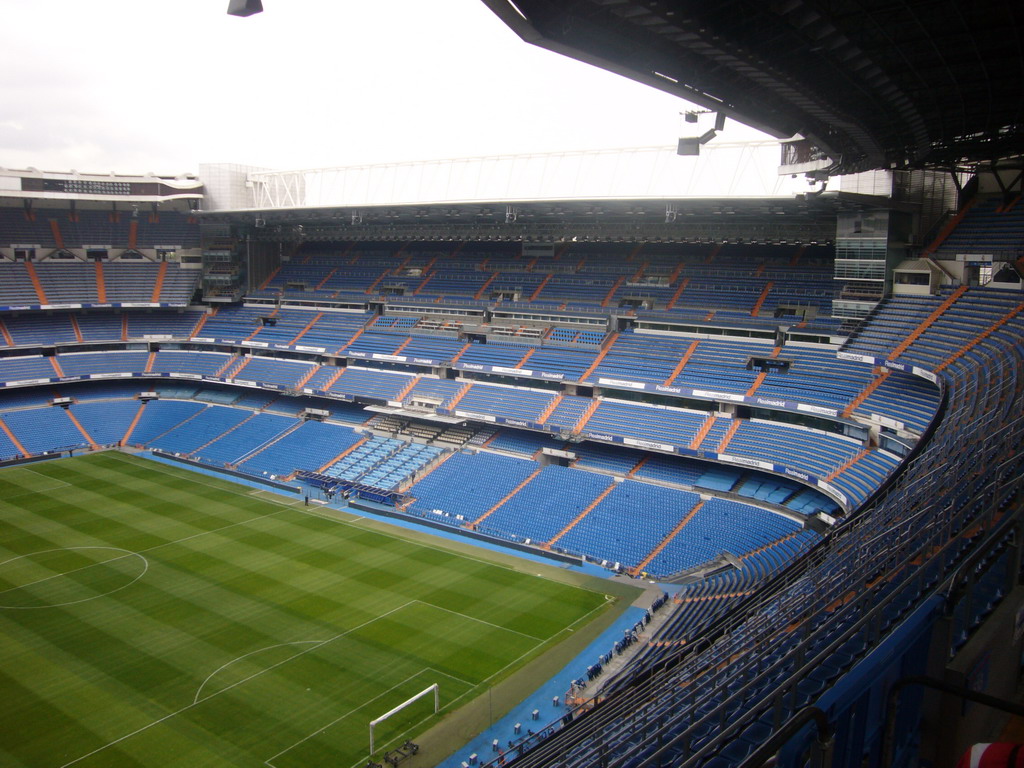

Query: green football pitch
[[0, 452, 622, 768]]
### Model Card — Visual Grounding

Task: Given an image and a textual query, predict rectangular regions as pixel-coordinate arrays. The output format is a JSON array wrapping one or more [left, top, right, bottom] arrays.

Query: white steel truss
[[246, 142, 803, 210]]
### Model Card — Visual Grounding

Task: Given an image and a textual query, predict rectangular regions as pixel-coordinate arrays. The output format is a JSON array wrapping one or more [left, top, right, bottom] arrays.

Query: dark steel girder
[[482, 0, 1024, 176]]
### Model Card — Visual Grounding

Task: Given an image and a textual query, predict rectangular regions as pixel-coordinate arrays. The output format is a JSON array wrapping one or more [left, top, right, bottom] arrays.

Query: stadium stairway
[[65, 408, 98, 449], [24, 262, 48, 304], [120, 402, 146, 445], [842, 368, 891, 418], [545, 479, 618, 549], [889, 284, 968, 360], [630, 499, 706, 576], [314, 435, 369, 475], [94, 261, 107, 303], [150, 262, 167, 302], [471, 467, 542, 529]]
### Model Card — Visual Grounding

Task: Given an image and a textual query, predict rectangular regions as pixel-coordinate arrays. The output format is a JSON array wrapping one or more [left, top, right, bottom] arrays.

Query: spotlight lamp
[[227, 0, 263, 17]]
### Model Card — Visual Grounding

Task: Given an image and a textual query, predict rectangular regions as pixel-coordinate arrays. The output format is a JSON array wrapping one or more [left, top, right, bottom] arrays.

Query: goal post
[[369, 683, 439, 755]]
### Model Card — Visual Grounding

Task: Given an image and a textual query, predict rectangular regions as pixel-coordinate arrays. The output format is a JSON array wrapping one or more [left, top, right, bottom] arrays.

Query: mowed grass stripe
[[0, 453, 611, 767], [0, 669, 130, 768], [269, 669, 475, 768], [0, 478, 280, 560], [0, 549, 146, 608], [56, 602, 426, 768], [0, 465, 69, 499]]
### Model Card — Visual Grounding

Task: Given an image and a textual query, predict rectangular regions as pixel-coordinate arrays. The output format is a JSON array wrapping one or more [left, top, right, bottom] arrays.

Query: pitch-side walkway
[[435, 582, 679, 768]]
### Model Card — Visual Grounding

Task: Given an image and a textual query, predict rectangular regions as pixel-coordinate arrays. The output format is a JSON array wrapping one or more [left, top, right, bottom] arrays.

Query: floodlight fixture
[[677, 137, 701, 156], [227, 0, 263, 17]]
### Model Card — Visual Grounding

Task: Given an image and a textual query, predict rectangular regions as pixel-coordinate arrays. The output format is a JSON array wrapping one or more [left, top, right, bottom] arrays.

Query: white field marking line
[[286, 503, 611, 602], [0, 547, 149, 610], [15, 455, 296, 560], [188, 599, 417, 706], [264, 669, 428, 768], [77, 458, 615, 748], [337, 670, 484, 768], [480, 636, 549, 689], [22, 466, 71, 487], [0, 547, 142, 596], [113, 451, 613, 604], [356, 623, 569, 768], [249, 488, 301, 500], [339, 645, 558, 768], [0, 487, 60, 504], [440, 598, 600, 702], [194, 641, 323, 704], [270, 666, 478, 768], [137, 507, 289, 554], [411, 599, 545, 642], [423, 665, 476, 689], [0, 488, 298, 606], [103, 451, 300, 504], [20, 456, 617, 626], [58, 600, 417, 768], [1, 505, 287, 588], [564, 595, 617, 633]]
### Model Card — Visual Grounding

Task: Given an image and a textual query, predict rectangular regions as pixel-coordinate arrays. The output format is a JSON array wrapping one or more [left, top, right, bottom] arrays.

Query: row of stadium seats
[[512, 285, 1024, 768], [0, 262, 198, 306], [484, 436, 841, 518], [0, 208, 199, 249], [322, 435, 443, 490], [253, 241, 836, 316], [0, 348, 903, 508], [932, 196, 1024, 260], [0, 305, 939, 430], [402, 450, 818, 578]]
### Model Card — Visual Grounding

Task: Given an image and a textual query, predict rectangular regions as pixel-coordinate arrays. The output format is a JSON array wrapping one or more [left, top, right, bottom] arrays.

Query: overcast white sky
[[0, 0, 775, 177]]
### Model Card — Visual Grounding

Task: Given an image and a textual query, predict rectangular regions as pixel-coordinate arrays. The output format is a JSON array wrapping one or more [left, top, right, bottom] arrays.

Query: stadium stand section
[[2, 165, 1023, 768], [0, 261, 199, 308], [250, 243, 837, 319]]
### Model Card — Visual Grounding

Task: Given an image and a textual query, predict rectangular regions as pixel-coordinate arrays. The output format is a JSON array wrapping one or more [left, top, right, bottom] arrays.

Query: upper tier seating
[[4, 314, 80, 345], [0, 307, 939, 437], [0, 261, 198, 306], [150, 350, 232, 377], [58, 350, 149, 377], [583, 399, 705, 447], [454, 384, 556, 421], [252, 242, 836, 316], [0, 208, 199, 249], [932, 197, 1024, 260]]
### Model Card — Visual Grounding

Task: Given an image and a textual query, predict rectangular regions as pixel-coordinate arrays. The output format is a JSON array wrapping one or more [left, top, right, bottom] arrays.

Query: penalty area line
[[23, 467, 71, 487], [267, 666, 477, 768], [58, 601, 417, 768], [263, 670, 431, 768], [412, 599, 546, 642]]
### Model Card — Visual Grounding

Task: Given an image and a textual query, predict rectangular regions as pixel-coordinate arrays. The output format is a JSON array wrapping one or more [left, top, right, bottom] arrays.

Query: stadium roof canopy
[[205, 191, 897, 244], [483, 0, 1024, 176]]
